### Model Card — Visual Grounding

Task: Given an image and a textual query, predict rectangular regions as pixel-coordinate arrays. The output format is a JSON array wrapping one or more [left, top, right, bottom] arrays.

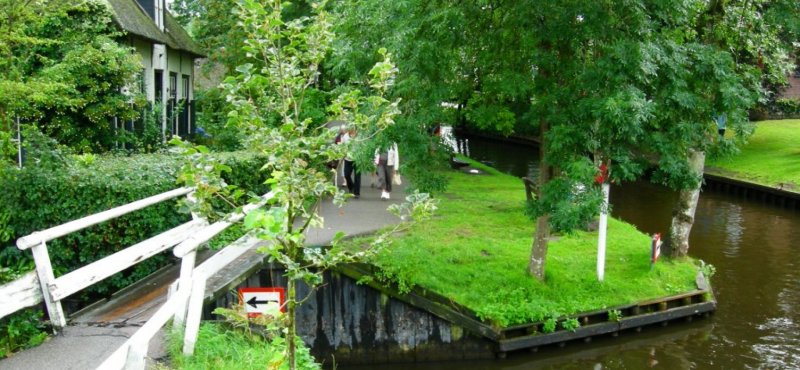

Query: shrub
[[774, 98, 800, 117], [0, 309, 48, 359]]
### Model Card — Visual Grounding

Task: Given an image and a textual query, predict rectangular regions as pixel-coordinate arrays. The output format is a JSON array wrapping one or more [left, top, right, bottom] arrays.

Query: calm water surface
[[348, 133, 800, 370]]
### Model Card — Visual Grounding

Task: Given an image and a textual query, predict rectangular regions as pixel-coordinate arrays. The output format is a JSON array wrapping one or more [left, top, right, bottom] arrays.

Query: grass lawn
[[707, 119, 800, 189], [358, 159, 700, 327]]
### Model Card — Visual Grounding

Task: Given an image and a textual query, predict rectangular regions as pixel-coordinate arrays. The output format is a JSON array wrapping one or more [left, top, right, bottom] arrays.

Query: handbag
[[393, 174, 402, 186]]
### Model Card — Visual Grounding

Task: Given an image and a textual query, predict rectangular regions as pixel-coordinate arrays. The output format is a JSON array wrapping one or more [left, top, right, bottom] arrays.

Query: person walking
[[342, 128, 361, 199], [374, 142, 399, 200]]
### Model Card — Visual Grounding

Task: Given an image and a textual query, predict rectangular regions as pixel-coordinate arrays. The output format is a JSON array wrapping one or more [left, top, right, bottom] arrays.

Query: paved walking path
[[0, 174, 407, 370]]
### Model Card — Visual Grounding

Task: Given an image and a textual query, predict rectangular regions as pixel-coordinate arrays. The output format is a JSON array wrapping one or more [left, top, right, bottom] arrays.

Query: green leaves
[[244, 208, 286, 237], [0, 1, 143, 152]]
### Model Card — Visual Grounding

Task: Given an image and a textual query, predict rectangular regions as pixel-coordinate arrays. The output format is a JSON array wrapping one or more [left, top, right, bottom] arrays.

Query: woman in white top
[[374, 143, 399, 200]]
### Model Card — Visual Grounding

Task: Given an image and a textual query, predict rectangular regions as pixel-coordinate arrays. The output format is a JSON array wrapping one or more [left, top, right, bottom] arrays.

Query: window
[[154, 70, 163, 103], [181, 75, 191, 136], [169, 72, 178, 135]]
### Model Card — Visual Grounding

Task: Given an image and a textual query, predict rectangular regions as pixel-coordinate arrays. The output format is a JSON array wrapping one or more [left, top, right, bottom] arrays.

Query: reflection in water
[[343, 133, 800, 370], [692, 202, 743, 258]]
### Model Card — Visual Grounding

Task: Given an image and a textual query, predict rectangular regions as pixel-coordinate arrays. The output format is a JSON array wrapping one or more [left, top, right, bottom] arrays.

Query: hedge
[[0, 151, 268, 299]]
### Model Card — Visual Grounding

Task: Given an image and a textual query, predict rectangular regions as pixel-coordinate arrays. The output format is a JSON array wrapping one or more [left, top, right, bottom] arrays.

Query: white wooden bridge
[[0, 177, 406, 369]]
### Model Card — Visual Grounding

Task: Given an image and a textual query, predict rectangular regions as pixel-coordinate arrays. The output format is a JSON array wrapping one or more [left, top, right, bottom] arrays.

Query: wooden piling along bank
[[704, 172, 800, 210], [455, 128, 800, 211], [205, 260, 716, 364]]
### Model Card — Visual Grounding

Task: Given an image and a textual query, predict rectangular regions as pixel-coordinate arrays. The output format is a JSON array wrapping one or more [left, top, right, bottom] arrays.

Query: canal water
[[347, 133, 800, 370]]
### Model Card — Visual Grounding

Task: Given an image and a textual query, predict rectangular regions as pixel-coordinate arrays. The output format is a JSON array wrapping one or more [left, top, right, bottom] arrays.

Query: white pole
[[597, 182, 610, 282], [16, 116, 21, 168]]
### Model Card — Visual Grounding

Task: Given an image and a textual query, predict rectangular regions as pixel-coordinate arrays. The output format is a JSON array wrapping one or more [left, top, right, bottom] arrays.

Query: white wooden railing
[[0, 187, 272, 369], [3, 187, 196, 327], [98, 194, 271, 369]]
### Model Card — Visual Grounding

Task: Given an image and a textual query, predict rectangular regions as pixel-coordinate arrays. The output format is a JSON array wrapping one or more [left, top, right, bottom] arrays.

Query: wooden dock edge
[[499, 301, 716, 352], [336, 262, 717, 354]]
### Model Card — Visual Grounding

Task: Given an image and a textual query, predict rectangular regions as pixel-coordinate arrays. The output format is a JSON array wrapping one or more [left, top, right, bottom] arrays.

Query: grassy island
[[707, 119, 800, 190], [360, 159, 702, 327]]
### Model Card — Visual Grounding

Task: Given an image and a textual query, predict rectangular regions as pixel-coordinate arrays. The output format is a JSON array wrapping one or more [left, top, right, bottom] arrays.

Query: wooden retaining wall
[[704, 173, 800, 210], [203, 262, 716, 364], [203, 263, 496, 364]]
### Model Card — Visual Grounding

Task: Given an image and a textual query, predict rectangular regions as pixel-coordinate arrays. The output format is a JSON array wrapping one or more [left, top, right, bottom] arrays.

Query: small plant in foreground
[[561, 317, 581, 332], [699, 260, 716, 279], [608, 309, 623, 322], [542, 317, 557, 334]]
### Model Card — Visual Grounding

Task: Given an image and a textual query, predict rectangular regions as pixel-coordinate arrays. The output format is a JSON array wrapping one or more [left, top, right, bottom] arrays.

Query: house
[[104, 0, 206, 140], [779, 65, 800, 101]]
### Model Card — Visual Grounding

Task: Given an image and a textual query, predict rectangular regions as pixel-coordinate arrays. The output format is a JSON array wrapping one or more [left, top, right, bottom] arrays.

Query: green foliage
[[114, 104, 169, 154], [0, 0, 144, 152], [769, 98, 800, 118], [330, 0, 797, 243], [608, 309, 623, 322], [561, 317, 581, 332], [213, 303, 287, 339], [0, 248, 34, 284], [699, 260, 717, 279], [168, 322, 320, 370], [0, 128, 17, 169], [0, 309, 48, 359], [542, 317, 557, 334], [193, 88, 243, 151], [356, 160, 699, 327]]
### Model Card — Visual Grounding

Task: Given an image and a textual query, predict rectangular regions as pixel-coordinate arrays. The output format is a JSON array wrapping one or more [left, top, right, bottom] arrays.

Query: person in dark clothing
[[342, 128, 361, 198]]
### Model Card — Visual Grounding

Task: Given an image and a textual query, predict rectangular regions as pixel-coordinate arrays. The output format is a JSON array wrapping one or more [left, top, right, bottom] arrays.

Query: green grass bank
[[707, 119, 800, 189], [360, 159, 701, 327], [167, 323, 320, 370]]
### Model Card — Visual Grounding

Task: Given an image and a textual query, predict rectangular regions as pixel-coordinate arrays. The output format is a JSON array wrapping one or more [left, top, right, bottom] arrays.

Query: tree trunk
[[529, 215, 550, 279], [669, 149, 705, 258], [287, 277, 297, 370], [528, 120, 551, 280]]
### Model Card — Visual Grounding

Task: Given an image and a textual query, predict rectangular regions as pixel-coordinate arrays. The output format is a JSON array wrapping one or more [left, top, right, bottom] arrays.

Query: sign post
[[651, 233, 662, 269], [595, 162, 610, 282], [238, 287, 285, 318]]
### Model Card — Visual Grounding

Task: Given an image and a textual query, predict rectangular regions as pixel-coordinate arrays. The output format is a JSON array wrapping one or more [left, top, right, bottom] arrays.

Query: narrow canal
[[348, 133, 800, 370]]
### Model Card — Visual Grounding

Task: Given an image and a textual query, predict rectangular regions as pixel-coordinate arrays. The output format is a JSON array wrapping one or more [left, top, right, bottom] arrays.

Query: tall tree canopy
[[330, 0, 798, 278]]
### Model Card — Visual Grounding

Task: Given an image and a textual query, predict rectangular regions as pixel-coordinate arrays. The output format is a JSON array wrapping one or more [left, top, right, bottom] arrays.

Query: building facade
[[105, 0, 205, 140], [779, 66, 800, 100]]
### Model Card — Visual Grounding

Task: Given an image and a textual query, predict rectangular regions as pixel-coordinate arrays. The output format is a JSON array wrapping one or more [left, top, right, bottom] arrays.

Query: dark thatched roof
[[104, 0, 205, 57]]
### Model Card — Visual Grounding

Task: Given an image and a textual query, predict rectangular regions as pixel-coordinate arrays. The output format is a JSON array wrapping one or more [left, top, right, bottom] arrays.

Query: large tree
[[330, 0, 798, 279], [0, 0, 143, 152]]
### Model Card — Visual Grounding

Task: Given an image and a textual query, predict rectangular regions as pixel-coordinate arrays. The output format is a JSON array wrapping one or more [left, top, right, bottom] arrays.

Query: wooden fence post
[[172, 250, 196, 329], [29, 241, 66, 329], [182, 277, 207, 355]]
